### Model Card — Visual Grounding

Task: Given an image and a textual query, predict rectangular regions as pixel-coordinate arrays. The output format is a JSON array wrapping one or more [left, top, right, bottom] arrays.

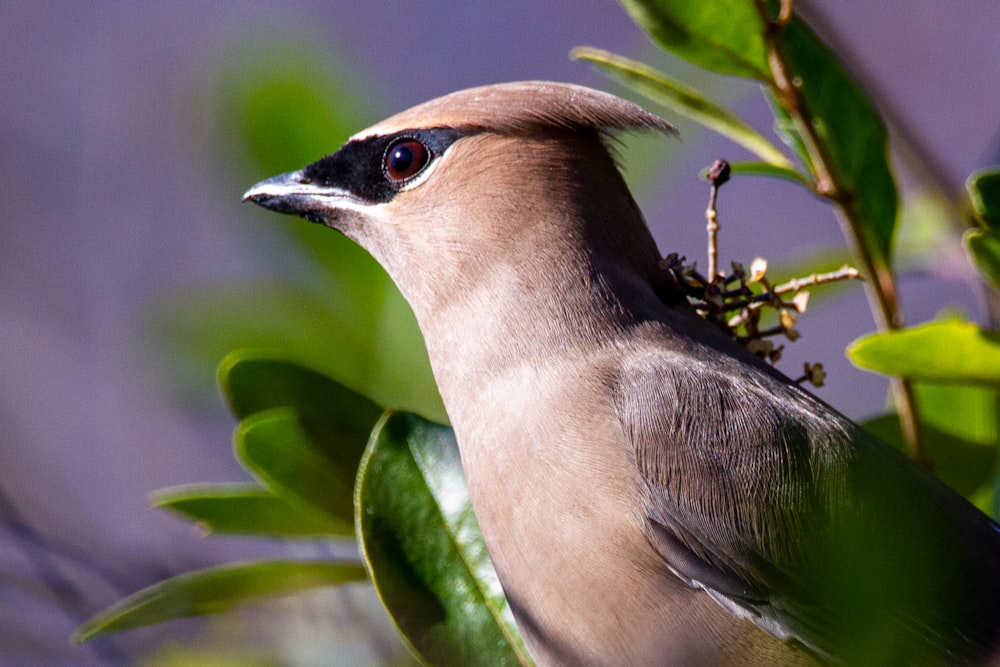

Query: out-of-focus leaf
[[863, 381, 998, 512], [237, 408, 361, 525], [208, 37, 371, 174], [863, 416, 997, 500], [969, 167, 1000, 229], [159, 39, 447, 424], [152, 484, 353, 537], [848, 319, 1000, 385], [147, 282, 358, 402], [74, 560, 366, 643], [572, 47, 792, 169], [151, 280, 445, 424], [219, 42, 408, 377], [915, 382, 999, 449], [893, 192, 964, 273], [778, 18, 899, 268], [618, 0, 770, 80], [356, 412, 531, 666], [965, 229, 1000, 292], [218, 349, 382, 436], [728, 161, 807, 184]]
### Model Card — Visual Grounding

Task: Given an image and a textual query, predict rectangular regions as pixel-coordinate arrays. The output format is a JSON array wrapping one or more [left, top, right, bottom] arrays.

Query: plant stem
[[756, 0, 928, 466]]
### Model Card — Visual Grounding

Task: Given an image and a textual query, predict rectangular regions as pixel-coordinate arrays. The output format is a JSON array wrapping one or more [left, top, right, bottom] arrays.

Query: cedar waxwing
[[244, 81, 1000, 666]]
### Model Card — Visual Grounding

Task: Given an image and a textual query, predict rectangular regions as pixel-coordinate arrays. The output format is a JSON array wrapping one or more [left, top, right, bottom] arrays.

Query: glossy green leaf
[[74, 560, 366, 643], [968, 167, 1000, 229], [848, 319, 1000, 385], [778, 18, 899, 267], [965, 229, 1000, 292], [152, 484, 353, 537], [618, 0, 770, 80], [356, 412, 531, 666], [237, 408, 362, 525], [572, 47, 793, 169]]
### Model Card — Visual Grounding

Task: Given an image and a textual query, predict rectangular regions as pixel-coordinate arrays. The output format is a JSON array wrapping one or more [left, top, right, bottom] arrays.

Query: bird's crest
[[357, 81, 676, 140]]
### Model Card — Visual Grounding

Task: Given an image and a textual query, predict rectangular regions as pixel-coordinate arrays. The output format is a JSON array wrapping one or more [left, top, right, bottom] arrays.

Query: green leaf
[[728, 160, 807, 184], [848, 318, 1000, 385], [155, 37, 447, 424], [618, 0, 770, 80], [211, 37, 373, 274], [236, 408, 363, 526], [218, 349, 382, 428], [572, 47, 793, 169], [152, 484, 353, 537], [913, 383, 999, 448], [764, 91, 814, 174], [863, 414, 997, 500], [863, 382, 998, 511], [73, 560, 366, 643], [778, 18, 899, 267], [150, 281, 445, 424], [965, 229, 1000, 292], [968, 167, 1000, 229], [356, 412, 531, 666]]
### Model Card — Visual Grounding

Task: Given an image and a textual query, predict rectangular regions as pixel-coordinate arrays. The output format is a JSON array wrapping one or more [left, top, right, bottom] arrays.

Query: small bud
[[791, 292, 810, 313], [706, 159, 731, 186]]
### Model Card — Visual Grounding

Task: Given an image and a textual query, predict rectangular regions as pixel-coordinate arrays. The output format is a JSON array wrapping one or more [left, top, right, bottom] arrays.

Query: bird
[[244, 81, 1000, 666]]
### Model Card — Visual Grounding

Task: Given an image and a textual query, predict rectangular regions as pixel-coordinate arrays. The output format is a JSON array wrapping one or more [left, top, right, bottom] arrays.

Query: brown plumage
[[245, 81, 1000, 666]]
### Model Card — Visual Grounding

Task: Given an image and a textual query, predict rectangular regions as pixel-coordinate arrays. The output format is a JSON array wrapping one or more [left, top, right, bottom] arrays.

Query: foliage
[[78, 1, 1000, 663]]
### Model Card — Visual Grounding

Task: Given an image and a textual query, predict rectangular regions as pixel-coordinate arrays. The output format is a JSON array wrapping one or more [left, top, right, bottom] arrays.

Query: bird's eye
[[383, 138, 430, 182]]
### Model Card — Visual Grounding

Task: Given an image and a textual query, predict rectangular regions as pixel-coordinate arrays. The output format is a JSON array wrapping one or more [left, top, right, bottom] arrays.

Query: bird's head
[[243, 81, 675, 311]]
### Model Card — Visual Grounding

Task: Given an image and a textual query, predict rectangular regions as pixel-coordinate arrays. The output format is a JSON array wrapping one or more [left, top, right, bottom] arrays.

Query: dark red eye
[[384, 138, 429, 181]]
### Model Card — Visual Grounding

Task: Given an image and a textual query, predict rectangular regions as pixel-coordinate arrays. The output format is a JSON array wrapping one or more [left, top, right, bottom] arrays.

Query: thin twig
[[704, 160, 731, 280]]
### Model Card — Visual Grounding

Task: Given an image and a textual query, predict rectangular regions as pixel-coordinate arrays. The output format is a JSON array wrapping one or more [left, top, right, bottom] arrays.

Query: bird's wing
[[612, 345, 1000, 663]]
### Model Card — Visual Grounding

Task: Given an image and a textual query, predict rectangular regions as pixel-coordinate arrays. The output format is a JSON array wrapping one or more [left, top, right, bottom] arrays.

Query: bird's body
[[245, 81, 1000, 666]]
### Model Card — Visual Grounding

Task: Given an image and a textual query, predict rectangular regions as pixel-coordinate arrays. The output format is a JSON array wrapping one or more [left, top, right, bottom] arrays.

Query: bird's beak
[[242, 170, 357, 219]]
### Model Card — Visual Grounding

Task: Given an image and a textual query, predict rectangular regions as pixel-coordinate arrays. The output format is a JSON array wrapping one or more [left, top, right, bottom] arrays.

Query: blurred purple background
[[3, 2, 999, 663]]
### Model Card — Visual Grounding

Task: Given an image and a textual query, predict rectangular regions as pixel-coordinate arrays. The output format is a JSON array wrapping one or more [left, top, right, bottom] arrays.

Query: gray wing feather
[[614, 347, 1000, 665]]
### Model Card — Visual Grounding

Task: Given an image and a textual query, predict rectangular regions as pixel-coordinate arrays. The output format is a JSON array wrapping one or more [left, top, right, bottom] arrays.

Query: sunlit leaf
[[848, 319, 1000, 385], [74, 560, 366, 643], [618, 0, 770, 80], [356, 412, 531, 666], [573, 47, 793, 169], [152, 484, 353, 537]]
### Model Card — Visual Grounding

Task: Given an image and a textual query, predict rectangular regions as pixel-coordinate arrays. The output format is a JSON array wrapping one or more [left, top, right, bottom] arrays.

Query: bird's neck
[[409, 191, 677, 407]]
